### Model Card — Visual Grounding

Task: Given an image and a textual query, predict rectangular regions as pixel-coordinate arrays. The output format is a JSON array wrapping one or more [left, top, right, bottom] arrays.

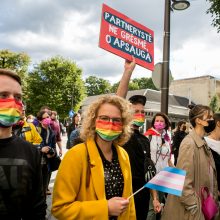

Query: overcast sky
[[1, 0, 220, 83]]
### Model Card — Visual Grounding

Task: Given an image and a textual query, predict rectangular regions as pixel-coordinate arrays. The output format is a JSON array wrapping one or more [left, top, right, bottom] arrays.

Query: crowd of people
[[0, 59, 220, 220]]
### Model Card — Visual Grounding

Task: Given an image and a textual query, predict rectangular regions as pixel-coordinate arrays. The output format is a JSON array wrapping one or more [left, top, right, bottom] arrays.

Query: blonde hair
[[80, 95, 133, 145]]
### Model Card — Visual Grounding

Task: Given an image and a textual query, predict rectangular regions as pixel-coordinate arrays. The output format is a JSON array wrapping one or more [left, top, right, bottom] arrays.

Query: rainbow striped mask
[[0, 98, 22, 127], [95, 119, 122, 142], [133, 113, 145, 127]]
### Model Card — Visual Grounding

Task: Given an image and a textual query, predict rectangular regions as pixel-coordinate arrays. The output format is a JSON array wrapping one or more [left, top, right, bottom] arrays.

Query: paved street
[[46, 135, 68, 220]]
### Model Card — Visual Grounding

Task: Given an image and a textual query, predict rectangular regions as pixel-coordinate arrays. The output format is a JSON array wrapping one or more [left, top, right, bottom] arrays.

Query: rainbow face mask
[[0, 98, 22, 127], [95, 119, 122, 142], [133, 113, 145, 127]]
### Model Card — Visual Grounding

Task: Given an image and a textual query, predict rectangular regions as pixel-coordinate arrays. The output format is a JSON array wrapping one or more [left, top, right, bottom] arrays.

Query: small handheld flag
[[145, 167, 186, 196], [128, 167, 186, 199]]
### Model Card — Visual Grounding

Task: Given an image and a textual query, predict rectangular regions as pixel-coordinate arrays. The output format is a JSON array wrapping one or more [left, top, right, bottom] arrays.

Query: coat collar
[[85, 138, 130, 200], [86, 138, 105, 200], [189, 128, 205, 148], [189, 129, 216, 171]]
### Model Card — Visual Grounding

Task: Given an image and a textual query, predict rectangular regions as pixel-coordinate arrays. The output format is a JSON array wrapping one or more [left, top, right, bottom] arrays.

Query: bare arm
[[116, 57, 136, 98], [150, 190, 161, 213]]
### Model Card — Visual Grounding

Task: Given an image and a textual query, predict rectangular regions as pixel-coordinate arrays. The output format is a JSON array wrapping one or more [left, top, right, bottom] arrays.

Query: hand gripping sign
[[99, 4, 154, 71]]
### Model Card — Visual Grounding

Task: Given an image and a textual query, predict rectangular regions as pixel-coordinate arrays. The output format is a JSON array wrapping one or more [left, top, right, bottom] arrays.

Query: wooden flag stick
[[127, 185, 145, 200]]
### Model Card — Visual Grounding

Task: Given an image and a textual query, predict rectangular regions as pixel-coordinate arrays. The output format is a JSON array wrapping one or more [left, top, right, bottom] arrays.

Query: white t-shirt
[[204, 136, 220, 155]]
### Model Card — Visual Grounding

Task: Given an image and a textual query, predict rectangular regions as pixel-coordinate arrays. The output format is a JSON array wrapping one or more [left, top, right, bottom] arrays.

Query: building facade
[[170, 75, 220, 106]]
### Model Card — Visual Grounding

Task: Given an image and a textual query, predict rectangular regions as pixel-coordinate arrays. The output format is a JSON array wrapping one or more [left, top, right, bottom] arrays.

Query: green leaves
[[207, 0, 220, 32], [85, 76, 112, 96], [26, 56, 86, 119]]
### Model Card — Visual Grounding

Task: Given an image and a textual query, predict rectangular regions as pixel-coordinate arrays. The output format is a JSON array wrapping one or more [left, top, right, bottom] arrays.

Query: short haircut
[[0, 68, 21, 85]]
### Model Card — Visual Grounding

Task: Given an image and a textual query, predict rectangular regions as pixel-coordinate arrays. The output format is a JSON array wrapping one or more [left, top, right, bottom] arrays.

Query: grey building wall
[[169, 75, 220, 106]]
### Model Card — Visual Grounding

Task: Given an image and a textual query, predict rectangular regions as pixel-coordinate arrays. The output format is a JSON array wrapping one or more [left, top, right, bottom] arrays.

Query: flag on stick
[[145, 167, 186, 196], [128, 167, 186, 199]]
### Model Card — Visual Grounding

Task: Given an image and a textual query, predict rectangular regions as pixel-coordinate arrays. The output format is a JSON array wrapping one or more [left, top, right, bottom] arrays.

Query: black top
[[0, 135, 46, 219], [123, 129, 151, 187], [123, 129, 151, 220], [97, 144, 124, 220], [172, 130, 187, 152], [211, 149, 220, 193]]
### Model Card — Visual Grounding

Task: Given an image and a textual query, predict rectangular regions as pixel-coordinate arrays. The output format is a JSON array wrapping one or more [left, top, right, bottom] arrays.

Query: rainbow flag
[[145, 167, 186, 197]]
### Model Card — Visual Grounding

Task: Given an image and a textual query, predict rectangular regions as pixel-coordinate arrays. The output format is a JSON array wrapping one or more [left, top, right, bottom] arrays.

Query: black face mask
[[204, 120, 216, 133]]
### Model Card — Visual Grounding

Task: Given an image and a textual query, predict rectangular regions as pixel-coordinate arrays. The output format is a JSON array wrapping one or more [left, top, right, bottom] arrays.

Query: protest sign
[[99, 4, 154, 71]]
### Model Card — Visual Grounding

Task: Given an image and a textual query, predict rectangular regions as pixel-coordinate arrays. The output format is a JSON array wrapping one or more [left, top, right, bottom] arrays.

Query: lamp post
[[160, 0, 190, 115]]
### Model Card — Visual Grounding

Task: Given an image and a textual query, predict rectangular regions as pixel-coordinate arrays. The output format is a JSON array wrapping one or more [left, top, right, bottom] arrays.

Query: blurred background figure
[[172, 120, 187, 166], [26, 114, 36, 123], [12, 102, 42, 147], [66, 112, 81, 149], [50, 110, 62, 157], [37, 110, 56, 197]]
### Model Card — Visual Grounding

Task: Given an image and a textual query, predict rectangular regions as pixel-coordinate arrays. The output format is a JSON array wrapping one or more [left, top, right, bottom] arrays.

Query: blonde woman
[[52, 95, 136, 220]]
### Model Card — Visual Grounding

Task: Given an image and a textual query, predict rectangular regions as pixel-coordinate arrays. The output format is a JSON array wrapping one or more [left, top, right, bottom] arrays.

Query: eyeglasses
[[97, 115, 122, 124]]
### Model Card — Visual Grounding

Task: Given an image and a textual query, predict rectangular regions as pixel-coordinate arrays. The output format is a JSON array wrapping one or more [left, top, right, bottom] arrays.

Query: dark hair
[[188, 104, 211, 127], [0, 68, 21, 85], [151, 112, 171, 130], [176, 120, 186, 131], [129, 95, 146, 106], [37, 110, 48, 121], [213, 112, 220, 123]]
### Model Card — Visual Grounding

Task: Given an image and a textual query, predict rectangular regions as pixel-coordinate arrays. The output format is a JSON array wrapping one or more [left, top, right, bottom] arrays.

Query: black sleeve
[[31, 149, 47, 219]]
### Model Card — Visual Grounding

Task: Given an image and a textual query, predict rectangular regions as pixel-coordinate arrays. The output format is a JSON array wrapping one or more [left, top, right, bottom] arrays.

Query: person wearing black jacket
[[0, 69, 46, 219], [116, 58, 161, 220], [37, 110, 56, 196], [172, 121, 187, 165]]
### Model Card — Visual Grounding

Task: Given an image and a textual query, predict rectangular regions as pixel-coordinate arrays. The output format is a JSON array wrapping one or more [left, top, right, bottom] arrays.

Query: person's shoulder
[[12, 136, 40, 155]]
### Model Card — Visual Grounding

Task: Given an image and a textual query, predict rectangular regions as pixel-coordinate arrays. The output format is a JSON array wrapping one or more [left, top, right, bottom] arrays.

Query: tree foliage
[[111, 77, 157, 93], [133, 77, 158, 90], [85, 76, 112, 96], [207, 0, 220, 32], [0, 50, 31, 98], [26, 56, 86, 119], [209, 94, 220, 112]]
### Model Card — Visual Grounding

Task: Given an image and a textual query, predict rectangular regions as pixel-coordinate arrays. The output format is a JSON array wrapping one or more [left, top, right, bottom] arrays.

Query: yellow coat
[[22, 121, 42, 145], [52, 139, 136, 220]]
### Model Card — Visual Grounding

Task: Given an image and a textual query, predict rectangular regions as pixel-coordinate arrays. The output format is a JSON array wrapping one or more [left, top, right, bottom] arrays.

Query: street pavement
[[46, 135, 68, 220]]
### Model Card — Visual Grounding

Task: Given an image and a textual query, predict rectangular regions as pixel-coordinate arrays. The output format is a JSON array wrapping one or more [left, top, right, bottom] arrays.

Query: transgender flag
[[145, 167, 186, 197]]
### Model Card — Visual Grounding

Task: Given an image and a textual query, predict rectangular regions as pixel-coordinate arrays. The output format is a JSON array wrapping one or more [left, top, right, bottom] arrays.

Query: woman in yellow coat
[[52, 95, 136, 220]]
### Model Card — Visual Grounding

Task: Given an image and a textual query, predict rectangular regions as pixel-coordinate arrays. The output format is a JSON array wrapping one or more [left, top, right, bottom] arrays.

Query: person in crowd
[[59, 121, 66, 136], [66, 112, 81, 149], [26, 114, 35, 123], [69, 123, 82, 148], [0, 69, 46, 219], [204, 112, 220, 200], [116, 57, 161, 220], [32, 106, 51, 127], [50, 110, 62, 156], [144, 112, 174, 220], [37, 110, 56, 196], [12, 102, 42, 146], [162, 105, 219, 220], [52, 95, 136, 220], [172, 120, 187, 165]]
